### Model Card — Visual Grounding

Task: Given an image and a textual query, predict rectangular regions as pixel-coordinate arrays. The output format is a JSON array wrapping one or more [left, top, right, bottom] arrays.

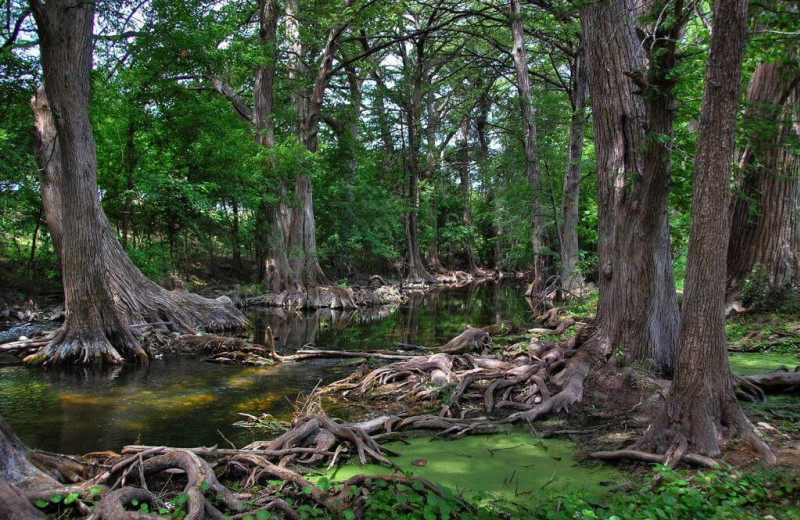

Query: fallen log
[[287, 348, 415, 362], [744, 370, 800, 394]]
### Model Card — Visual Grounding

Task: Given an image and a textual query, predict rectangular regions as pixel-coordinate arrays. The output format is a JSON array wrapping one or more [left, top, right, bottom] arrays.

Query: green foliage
[[531, 466, 800, 520]]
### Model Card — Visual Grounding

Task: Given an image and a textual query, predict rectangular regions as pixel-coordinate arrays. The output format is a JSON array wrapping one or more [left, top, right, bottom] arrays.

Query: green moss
[[324, 433, 625, 507], [728, 352, 800, 375]]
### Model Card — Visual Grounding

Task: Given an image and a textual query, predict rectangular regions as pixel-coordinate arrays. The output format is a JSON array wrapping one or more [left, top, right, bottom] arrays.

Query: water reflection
[[0, 282, 530, 454]]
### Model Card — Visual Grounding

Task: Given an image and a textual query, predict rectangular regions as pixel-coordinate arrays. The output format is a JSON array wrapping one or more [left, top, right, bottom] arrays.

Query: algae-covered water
[[326, 433, 625, 504]]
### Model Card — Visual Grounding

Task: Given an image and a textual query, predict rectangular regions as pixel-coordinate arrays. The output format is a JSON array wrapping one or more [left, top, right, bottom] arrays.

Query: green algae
[[324, 432, 625, 507], [728, 352, 800, 375]]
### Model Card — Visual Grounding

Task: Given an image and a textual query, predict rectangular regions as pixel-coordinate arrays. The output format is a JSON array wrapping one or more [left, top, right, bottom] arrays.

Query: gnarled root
[[97, 448, 241, 520], [24, 322, 146, 368], [88, 487, 160, 520], [440, 327, 491, 355], [243, 414, 396, 468]]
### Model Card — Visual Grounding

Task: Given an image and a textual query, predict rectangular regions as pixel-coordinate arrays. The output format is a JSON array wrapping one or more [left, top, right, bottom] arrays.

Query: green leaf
[[201, 480, 210, 491], [256, 511, 270, 520], [344, 510, 356, 520], [64, 492, 79, 505], [49, 494, 62, 503], [35, 500, 49, 508]]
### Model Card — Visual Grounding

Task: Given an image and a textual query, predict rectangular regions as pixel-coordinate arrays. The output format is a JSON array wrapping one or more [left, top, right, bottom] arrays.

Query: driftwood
[[439, 326, 491, 355]]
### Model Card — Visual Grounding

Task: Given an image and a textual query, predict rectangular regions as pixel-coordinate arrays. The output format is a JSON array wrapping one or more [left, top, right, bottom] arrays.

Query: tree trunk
[[231, 200, 242, 273], [0, 415, 53, 519], [459, 117, 477, 273], [560, 53, 588, 294], [510, 0, 546, 295], [29, 79, 244, 367], [401, 39, 435, 284], [475, 90, 503, 270], [580, 0, 679, 375], [425, 90, 444, 273], [726, 61, 800, 298], [28, 1, 144, 366], [643, 0, 773, 462]]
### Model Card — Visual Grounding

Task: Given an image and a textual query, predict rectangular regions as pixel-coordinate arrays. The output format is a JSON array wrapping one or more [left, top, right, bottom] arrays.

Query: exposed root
[[439, 327, 492, 355], [23, 324, 145, 368], [591, 449, 719, 468], [94, 448, 241, 520], [88, 487, 160, 520]]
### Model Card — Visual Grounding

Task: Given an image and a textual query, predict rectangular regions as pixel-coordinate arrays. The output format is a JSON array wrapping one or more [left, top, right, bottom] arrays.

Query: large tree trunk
[[726, 61, 800, 298], [458, 117, 478, 273], [401, 39, 435, 284], [28, 1, 144, 366], [284, 0, 355, 289], [475, 89, 503, 270], [643, 0, 773, 462], [510, 0, 546, 296], [579, 0, 679, 375], [560, 53, 588, 294], [425, 90, 445, 273], [0, 415, 53, 519], [28, 41, 244, 367]]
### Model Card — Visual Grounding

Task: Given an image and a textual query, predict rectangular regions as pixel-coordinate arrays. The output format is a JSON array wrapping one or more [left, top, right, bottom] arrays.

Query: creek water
[[0, 281, 534, 455]]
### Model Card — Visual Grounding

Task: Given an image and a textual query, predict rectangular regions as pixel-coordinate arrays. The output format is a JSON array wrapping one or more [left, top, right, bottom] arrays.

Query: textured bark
[[459, 117, 478, 273], [0, 414, 60, 520], [560, 54, 588, 293], [29, 1, 144, 366], [580, 0, 679, 375], [475, 89, 502, 269], [425, 90, 445, 273], [727, 61, 800, 297], [30, 83, 246, 364], [401, 37, 435, 284], [0, 475, 48, 520], [231, 200, 243, 272], [285, 0, 355, 289], [643, 0, 773, 461], [510, 0, 546, 295]]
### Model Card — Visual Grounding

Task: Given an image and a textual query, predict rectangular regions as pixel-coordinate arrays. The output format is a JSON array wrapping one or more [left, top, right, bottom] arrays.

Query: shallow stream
[[0, 282, 533, 454]]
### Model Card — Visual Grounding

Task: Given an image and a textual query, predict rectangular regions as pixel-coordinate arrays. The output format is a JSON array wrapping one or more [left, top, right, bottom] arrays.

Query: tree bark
[[560, 53, 588, 293], [0, 416, 52, 520], [510, 0, 546, 295], [458, 117, 478, 273], [28, 1, 144, 366], [29, 65, 244, 367], [726, 60, 800, 298], [400, 36, 435, 283], [425, 89, 445, 273], [580, 0, 680, 375], [643, 0, 773, 461]]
